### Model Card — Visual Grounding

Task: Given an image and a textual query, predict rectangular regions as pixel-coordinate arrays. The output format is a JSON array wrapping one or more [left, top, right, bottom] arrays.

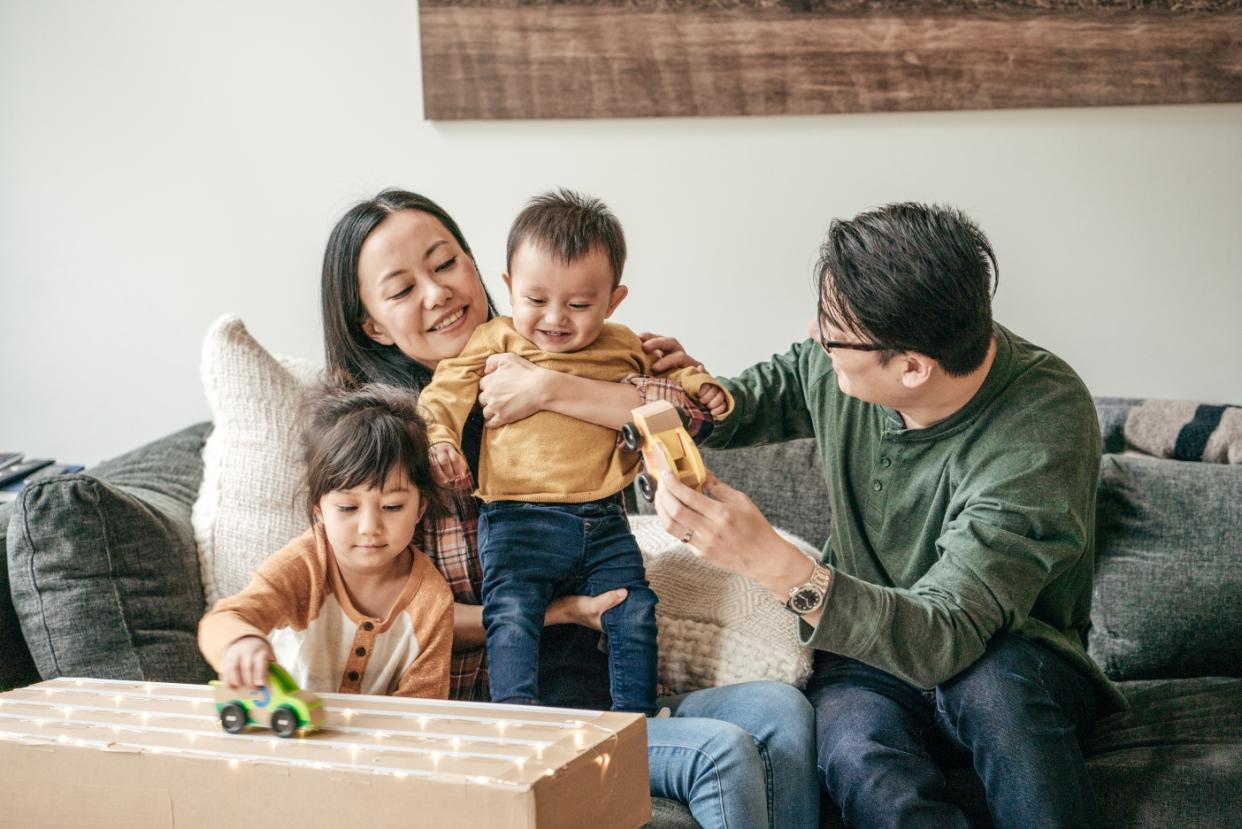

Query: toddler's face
[[504, 240, 627, 353], [317, 467, 424, 577]]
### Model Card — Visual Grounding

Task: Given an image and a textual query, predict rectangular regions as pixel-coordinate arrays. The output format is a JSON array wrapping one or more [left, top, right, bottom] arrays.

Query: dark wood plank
[[419, 1, 1242, 119]]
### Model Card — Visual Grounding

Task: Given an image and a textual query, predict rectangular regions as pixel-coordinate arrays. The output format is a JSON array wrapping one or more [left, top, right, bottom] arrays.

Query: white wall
[[3, 1, 1240, 465]]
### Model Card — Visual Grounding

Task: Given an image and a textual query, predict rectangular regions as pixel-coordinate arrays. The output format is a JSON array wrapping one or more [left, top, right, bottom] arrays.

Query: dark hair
[[816, 202, 999, 376], [505, 188, 627, 287], [299, 381, 451, 527], [321, 189, 498, 392]]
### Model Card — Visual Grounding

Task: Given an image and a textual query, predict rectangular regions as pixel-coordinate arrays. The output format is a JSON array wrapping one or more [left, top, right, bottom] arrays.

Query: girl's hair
[[320, 188, 498, 393], [298, 380, 451, 527]]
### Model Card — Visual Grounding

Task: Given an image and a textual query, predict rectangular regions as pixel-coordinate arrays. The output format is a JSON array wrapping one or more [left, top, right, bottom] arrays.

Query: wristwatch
[[786, 563, 832, 615]]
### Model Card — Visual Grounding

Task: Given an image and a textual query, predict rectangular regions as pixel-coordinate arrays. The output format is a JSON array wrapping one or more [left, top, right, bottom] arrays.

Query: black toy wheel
[[270, 706, 299, 738], [621, 422, 642, 453], [219, 703, 248, 734], [637, 472, 656, 502]]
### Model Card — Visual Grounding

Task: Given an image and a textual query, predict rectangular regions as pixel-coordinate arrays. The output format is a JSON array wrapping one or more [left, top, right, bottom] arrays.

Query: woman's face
[[356, 209, 489, 370]]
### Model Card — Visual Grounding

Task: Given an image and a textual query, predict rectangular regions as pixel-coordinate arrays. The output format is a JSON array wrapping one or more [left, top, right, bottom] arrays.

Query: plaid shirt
[[415, 375, 711, 701]]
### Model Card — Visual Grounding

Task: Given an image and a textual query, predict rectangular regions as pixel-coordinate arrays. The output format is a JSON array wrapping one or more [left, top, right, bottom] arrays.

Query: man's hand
[[479, 353, 550, 427], [546, 588, 629, 631], [698, 383, 729, 418], [649, 443, 813, 600], [430, 442, 471, 486], [639, 332, 706, 375], [220, 635, 274, 691]]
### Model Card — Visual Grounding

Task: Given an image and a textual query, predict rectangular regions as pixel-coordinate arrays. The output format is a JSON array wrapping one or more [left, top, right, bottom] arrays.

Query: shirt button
[[347, 670, 360, 682], [873, 481, 883, 492], [355, 646, 367, 657], [362, 621, 375, 631], [880, 457, 892, 468]]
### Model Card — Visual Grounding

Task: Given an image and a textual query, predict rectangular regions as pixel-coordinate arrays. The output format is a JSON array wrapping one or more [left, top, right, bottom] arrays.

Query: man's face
[[815, 314, 907, 406]]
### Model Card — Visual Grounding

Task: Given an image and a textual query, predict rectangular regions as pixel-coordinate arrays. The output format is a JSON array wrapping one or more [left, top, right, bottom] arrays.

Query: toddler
[[199, 382, 455, 698], [418, 189, 731, 713]]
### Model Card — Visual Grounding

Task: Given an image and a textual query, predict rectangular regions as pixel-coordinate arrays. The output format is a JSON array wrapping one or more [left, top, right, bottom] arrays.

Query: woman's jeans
[[479, 498, 658, 714], [651, 681, 821, 829], [806, 633, 1100, 829]]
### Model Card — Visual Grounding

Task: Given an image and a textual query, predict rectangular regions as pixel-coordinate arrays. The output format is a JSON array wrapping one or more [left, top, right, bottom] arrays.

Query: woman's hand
[[479, 353, 552, 427], [649, 446, 813, 598], [546, 589, 629, 631], [639, 332, 707, 375], [220, 635, 274, 691]]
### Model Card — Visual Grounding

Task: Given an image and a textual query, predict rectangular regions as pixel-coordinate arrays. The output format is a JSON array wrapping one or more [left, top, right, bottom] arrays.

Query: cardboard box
[[0, 678, 650, 828]]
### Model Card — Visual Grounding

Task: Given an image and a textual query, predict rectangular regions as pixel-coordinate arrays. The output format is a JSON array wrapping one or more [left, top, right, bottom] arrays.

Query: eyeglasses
[[815, 338, 895, 355], [815, 324, 898, 357]]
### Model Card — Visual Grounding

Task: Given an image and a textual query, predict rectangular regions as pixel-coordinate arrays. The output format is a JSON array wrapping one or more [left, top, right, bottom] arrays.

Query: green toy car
[[210, 663, 325, 738]]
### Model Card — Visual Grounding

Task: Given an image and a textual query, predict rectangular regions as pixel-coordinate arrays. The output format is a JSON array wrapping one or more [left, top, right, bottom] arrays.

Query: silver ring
[[680, 528, 694, 544]]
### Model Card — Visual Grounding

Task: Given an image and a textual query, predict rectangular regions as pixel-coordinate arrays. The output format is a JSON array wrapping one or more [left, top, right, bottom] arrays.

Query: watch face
[[790, 587, 823, 614]]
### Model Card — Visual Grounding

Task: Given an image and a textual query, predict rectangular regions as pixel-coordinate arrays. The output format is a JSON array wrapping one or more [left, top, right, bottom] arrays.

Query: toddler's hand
[[220, 635, 274, 691], [698, 383, 728, 418], [430, 443, 470, 487]]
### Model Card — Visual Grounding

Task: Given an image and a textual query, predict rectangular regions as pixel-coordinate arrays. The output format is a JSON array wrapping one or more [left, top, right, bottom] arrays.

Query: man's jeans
[[479, 498, 658, 714], [807, 633, 1100, 829]]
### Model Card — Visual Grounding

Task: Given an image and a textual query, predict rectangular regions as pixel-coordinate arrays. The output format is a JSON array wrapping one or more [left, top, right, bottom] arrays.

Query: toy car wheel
[[637, 472, 656, 502], [219, 703, 248, 734], [621, 422, 642, 453], [270, 706, 300, 738]]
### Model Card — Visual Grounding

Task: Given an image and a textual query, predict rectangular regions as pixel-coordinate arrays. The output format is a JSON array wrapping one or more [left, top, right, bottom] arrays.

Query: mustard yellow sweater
[[419, 317, 732, 503]]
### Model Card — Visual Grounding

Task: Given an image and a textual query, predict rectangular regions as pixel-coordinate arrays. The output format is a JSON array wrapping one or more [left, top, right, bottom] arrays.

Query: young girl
[[198, 382, 455, 699]]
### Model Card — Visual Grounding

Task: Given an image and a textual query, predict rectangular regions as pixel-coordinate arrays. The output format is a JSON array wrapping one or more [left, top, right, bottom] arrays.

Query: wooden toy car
[[210, 663, 325, 738], [622, 400, 707, 502]]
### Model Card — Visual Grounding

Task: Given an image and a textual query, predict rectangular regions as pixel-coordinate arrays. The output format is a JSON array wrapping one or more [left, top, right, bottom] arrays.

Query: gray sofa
[[2, 399, 1240, 828]]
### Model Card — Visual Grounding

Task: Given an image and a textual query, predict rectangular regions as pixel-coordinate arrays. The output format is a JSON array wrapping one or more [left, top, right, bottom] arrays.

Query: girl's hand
[[220, 635, 274, 691], [639, 332, 706, 375], [479, 353, 551, 427], [698, 383, 729, 417], [430, 443, 470, 486], [546, 589, 629, 631]]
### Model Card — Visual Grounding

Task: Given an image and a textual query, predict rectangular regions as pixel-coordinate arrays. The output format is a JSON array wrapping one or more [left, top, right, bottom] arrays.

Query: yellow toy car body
[[210, 662, 325, 738], [622, 400, 707, 501]]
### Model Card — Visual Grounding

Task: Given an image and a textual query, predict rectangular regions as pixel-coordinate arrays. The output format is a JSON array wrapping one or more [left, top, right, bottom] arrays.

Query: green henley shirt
[[710, 324, 1125, 712]]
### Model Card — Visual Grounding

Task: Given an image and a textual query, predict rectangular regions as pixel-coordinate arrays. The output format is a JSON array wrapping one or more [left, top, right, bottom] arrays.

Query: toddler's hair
[[505, 188, 627, 287], [298, 380, 451, 526]]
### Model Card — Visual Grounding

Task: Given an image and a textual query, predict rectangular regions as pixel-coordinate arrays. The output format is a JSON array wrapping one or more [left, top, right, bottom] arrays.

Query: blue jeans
[[479, 498, 658, 714], [807, 633, 1100, 829], [651, 681, 821, 829]]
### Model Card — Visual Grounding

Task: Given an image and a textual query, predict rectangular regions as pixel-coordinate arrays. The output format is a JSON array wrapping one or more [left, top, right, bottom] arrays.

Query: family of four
[[198, 187, 1116, 828]]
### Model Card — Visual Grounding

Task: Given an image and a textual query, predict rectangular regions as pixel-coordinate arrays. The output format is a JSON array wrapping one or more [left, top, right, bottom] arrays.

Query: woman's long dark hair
[[321, 189, 498, 391]]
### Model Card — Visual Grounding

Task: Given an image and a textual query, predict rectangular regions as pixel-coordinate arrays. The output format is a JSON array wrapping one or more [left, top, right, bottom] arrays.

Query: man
[[648, 202, 1123, 828]]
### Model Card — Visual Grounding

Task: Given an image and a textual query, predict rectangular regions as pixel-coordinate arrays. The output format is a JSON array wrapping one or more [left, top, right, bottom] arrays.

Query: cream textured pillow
[[631, 515, 816, 695], [192, 315, 321, 609]]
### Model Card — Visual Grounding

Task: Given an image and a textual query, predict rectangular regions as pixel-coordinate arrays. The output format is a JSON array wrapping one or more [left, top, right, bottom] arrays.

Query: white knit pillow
[[631, 515, 816, 695], [192, 315, 321, 608]]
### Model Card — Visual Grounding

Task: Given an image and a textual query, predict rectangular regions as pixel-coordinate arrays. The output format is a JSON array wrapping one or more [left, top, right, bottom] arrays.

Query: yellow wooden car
[[622, 400, 707, 502]]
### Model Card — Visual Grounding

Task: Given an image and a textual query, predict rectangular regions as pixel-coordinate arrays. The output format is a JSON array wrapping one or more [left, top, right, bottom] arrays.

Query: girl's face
[[356, 209, 489, 370], [316, 467, 425, 577]]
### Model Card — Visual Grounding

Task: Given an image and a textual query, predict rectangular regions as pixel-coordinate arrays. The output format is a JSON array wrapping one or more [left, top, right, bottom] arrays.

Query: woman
[[320, 189, 818, 829]]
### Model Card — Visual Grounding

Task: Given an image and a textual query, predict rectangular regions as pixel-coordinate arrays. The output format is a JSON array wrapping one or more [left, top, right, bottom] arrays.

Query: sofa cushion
[[632, 515, 815, 695], [1086, 677, 1242, 828], [1090, 455, 1242, 680], [192, 315, 320, 608], [6, 423, 214, 683]]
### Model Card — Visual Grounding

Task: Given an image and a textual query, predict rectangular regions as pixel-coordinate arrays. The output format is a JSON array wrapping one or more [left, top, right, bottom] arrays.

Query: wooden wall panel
[[419, 1, 1242, 120]]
